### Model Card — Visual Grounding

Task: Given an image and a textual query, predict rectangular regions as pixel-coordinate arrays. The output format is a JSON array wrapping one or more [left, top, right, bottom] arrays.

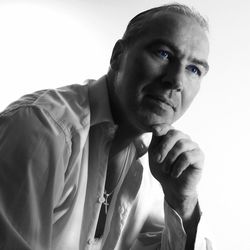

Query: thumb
[[149, 124, 173, 154], [151, 124, 173, 137]]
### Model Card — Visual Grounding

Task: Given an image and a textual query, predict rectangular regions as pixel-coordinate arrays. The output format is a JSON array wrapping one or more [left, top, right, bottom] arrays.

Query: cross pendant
[[103, 190, 110, 215]]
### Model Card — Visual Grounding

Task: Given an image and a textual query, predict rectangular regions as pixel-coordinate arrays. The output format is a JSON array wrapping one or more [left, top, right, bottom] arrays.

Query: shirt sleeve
[[131, 199, 213, 250], [0, 106, 69, 250], [161, 200, 213, 250], [129, 156, 213, 250]]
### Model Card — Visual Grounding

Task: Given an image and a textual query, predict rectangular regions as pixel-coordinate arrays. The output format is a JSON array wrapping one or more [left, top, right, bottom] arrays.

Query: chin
[[137, 113, 174, 132]]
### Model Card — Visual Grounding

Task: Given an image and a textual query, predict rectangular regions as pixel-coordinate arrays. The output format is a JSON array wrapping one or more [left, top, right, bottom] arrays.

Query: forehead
[[135, 12, 209, 60]]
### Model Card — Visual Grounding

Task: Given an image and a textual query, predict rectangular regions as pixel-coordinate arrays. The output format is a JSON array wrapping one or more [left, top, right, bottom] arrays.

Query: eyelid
[[186, 65, 202, 76], [149, 44, 172, 54], [153, 47, 173, 61], [158, 46, 172, 54], [157, 49, 169, 57]]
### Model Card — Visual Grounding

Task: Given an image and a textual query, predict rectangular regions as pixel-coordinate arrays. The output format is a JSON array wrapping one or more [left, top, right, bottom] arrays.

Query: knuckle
[[180, 152, 190, 163], [167, 129, 190, 140], [200, 148, 204, 155], [159, 141, 167, 153], [167, 148, 176, 161], [175, 139, 186, 150], [166, 129, 177, 137], [199, 150, 205, 161], [160, 138, 172, 151], [196, 147, 204, 157]]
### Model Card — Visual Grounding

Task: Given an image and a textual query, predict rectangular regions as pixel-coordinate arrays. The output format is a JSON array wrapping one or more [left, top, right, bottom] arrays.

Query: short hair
[[122, 3, 209, 45]]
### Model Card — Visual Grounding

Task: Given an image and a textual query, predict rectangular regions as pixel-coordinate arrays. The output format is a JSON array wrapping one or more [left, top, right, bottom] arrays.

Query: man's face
[[112, 13, 209, 133]]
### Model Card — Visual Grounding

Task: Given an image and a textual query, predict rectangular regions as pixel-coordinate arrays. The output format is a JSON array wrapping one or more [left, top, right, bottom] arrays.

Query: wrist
[[164, 192, 198, 221]]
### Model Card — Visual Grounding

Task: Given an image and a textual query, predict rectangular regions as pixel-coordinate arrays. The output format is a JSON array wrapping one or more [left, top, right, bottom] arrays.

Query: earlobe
[[110, 39, 126, 71]]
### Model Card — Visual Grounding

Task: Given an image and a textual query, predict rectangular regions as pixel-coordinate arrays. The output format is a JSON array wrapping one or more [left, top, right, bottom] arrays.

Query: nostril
[[173, 80, 183, 92]]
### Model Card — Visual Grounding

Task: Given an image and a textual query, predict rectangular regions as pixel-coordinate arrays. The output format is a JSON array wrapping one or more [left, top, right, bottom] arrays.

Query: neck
[[109, 125, 140, 158], [106, 73, 144, 148]]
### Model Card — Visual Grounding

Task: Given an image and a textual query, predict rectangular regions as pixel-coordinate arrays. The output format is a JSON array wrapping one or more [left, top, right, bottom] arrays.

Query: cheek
[[181, 82, 200, 114], [125, 53, 161, 84], [181, 83, 200, 109]]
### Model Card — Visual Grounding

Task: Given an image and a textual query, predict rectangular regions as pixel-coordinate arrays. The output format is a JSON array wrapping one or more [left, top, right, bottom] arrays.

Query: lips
[[146, 94, 177, 111]]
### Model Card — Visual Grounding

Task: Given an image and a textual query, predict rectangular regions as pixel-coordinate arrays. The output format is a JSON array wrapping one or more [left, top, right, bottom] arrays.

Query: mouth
[[146, 94, 176, 111]]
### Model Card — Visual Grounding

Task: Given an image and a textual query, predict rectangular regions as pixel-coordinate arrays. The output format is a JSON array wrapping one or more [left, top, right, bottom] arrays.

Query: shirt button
[[119, 205, 125, 214], [120, 219, 125, 227], [98, 196, 105, 203], [87, 238, 94, 245]]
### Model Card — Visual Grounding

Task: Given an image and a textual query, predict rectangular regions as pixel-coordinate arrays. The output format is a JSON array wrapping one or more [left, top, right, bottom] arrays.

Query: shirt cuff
[[194, 206, 213, 250], [163, 200, 211, 250], [162, 200, 186, 250]]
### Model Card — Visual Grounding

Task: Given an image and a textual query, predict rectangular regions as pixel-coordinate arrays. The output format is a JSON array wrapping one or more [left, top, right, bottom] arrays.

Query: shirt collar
[[87, 75, 151, 158], [88, 75, 115, 127], [134, 133, 152, 158]]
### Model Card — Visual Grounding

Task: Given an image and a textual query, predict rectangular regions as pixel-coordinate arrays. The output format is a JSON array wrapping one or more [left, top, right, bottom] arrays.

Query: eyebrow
[[149, 38, 210, 73]]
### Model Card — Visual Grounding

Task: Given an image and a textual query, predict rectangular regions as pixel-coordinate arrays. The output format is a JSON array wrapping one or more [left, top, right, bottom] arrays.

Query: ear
[[110, 39, 126, 71]]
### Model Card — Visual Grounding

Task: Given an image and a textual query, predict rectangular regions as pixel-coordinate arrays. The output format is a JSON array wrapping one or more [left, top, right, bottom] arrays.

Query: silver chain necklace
[[102, 144, 132, 214]]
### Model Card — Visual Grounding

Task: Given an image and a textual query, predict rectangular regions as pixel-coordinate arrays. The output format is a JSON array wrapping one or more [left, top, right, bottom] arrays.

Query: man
[[0, 3, 211, 250]]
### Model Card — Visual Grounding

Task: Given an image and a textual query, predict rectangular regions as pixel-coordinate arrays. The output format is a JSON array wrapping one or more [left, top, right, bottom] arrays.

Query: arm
[[148, 126, 207, 250], [127, 152, 212, 250], [0, 106, 68, 249]]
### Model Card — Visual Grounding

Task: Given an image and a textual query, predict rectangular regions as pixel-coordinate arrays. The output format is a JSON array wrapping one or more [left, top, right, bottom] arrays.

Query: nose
[[161, 64, 184, 92], [171, 79, 183, 92]]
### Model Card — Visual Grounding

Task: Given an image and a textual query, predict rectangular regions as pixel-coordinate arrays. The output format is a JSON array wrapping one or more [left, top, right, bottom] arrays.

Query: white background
[[0, 0, 250, 249]]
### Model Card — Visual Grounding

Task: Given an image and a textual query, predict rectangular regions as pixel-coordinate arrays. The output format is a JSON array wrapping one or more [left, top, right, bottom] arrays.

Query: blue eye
[[157, 49, 170, 60], [186, 65, 201, 76]]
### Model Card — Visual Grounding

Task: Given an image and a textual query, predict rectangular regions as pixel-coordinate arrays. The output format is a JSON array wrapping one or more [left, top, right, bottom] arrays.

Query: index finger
[[151, 123, 174, 136], [149, 124, 174, 152]]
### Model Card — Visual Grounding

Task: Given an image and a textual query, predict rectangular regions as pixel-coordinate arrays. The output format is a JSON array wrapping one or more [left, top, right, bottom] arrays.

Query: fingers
[[164, 139, 198, 170], [170, 148, 204, 178], [150, 129, 190, 164], [149, 128, 204, 179], [151, 124, 173, 137]]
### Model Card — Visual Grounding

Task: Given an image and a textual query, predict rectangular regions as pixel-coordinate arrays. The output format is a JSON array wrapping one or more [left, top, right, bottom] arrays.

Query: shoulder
[[0, 105, 69, 158], [34, 83, 91, 130], [1, 82, 92, 139]]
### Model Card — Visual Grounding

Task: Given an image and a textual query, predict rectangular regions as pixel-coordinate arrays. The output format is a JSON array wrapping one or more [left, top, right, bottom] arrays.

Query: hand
[[148, 125, 204, 218]]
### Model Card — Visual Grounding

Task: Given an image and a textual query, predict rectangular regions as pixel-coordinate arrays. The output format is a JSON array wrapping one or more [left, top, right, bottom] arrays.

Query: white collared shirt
[[0, 76, 212, 249]]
